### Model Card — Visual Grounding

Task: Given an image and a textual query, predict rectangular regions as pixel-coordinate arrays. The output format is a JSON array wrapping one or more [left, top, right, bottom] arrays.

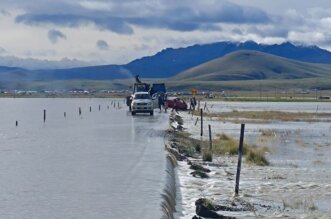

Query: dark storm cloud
[[96, 40, 109, 50], [13, 0, 271, 33], [16, 14, 134, 34], [47, 29, 67, 44]]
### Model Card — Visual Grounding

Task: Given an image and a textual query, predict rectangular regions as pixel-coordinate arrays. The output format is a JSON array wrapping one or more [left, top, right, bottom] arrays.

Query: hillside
[[171, 50, 331, 81], [124, 41, 331, 78]]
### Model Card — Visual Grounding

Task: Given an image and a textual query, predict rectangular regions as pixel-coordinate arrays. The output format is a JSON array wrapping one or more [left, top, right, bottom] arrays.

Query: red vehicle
[[166, 97, 188, 110]]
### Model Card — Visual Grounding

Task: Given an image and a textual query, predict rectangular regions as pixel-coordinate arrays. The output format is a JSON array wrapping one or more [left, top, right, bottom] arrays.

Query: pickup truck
[[131, 92, 154, 116]]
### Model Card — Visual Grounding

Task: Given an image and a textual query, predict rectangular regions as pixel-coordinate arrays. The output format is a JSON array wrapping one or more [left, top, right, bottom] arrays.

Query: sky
[[1, 0, 331, 65]]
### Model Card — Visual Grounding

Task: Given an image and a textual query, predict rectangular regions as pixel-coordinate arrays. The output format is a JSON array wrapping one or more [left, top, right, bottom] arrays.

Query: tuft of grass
[[214, 134, 239, 155], [202, 150, 213, 162], [195, 143, 201, 153], [245, 147, 269, 166], [259, 129, 275, 137]]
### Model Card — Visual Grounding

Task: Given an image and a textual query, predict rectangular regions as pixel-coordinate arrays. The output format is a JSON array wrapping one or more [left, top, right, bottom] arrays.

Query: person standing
[[158, 94, 164, 113]]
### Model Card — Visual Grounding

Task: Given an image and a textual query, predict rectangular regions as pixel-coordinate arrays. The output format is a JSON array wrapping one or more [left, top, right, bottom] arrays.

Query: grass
[[245, 147, 270, 166], [171, 132, 205, 158], [259, 129, 276, 137], [172, 130, 269, 166], [213, 133, 270, 166], [202, 150, 213, 162], [195, 110, 331, 122]]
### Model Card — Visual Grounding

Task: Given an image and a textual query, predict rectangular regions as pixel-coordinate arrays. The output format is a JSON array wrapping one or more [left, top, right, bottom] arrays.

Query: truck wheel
[[150, 111, 154, 116], [131, 112, 136, 116]]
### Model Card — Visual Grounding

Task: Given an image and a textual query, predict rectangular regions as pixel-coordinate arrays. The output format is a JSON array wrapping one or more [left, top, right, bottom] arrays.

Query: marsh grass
[[259, 129, 276, 137], [213, 133, 270, 166], [245, 147, 270, 166], [194, 111, 331, 122], [202, 150, 213, 162], [172, 130, 269, 165]]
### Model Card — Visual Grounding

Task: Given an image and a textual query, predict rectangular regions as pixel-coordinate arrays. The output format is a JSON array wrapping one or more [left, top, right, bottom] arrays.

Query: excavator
[[126, 75, 166, 111]]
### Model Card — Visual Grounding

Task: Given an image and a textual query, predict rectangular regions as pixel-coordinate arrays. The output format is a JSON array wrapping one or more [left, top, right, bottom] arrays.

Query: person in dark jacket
[[158, 94, 164, 112]]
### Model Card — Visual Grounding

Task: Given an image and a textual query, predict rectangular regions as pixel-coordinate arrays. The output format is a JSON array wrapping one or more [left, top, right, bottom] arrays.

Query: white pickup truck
[[131, 92, 154, 116]]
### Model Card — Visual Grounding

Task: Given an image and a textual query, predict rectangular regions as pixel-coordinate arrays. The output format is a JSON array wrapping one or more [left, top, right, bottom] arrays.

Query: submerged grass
[[213, 133, 269, 166], [194, 110, 331, 122], [172, 130, 269, 166]]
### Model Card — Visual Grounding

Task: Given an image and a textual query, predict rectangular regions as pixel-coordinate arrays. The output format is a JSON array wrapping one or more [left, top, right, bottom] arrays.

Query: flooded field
[[175, 101, 331, 218], [0, 98, 169, 219]]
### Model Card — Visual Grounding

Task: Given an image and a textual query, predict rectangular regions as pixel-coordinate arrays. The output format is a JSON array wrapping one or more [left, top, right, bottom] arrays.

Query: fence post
[[90, 106, 92, 112], [16, 121, 18, 126], [43, 109, 46, 123], [79, 107, 82, 116], [208, 124, 212, 152], [200, 109, 203, 136], [235, 124, 245, 196]]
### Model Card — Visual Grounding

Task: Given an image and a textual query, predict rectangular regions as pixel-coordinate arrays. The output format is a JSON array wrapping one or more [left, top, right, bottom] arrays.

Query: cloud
[[13, 0, 270, 33], [0, 47, 7, 53], [47, 29, 67, 44], [232, 28, 243, 35], [1, 9, 10, 16], [96, 40, 109, 50], [16, 14, 134, 34]]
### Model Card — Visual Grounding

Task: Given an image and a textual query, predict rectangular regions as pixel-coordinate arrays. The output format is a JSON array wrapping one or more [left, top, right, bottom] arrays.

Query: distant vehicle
[[131, 92, 154, 116], [166, 97, 188, 111], [126, 75, 167, 111]]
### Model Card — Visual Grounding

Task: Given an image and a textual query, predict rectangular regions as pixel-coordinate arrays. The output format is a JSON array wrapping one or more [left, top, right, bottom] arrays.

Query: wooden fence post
[[208, 124, 212, 151], [235, 124, 245, 196], [200, 109, 203, 136]]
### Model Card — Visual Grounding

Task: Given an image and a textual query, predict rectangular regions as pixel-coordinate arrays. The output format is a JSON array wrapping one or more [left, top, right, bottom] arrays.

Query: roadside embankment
[[167, 105, 331, 218], [167, 111, 270, 218]]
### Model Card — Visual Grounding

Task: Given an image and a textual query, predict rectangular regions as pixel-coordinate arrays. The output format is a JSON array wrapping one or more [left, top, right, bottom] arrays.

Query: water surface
[[0, 98, 168, 219]]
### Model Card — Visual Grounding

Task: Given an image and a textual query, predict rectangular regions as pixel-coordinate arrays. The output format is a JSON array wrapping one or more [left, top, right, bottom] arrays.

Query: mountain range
[[2, 41, 331, 89]]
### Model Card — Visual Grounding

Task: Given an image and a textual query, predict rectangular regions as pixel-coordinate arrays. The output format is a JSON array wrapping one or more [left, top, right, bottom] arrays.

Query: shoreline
[[168, 107, 331, 218]]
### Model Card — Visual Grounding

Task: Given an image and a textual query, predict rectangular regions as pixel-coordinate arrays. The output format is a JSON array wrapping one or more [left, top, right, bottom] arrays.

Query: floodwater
[[0, 98, 169, 219], [207, 101, 331, 113], [176, 101, 331, 218]]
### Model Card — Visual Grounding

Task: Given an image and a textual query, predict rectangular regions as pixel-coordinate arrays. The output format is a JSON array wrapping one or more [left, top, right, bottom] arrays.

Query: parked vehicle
[[126, 75, 167, 112], [131, 92, 154, 116], [166, 97, 188, 110]]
